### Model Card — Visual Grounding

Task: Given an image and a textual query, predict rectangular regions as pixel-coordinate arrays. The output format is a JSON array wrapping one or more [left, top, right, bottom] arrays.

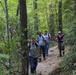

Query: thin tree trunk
[[19, 0, 29, 75], [16, 0, 20, 16], [4, 0, 9, 42], [58, 0, 62, 32], [49, 4, 55, 40], [49, 14, 55, 40], [33, 0, 38, 32], [4, 0, 11, 74], [55, 0, 59, 32]]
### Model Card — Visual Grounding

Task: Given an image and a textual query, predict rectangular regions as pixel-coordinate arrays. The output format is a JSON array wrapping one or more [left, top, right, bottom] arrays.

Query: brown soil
[[36, 45, 66, 75]]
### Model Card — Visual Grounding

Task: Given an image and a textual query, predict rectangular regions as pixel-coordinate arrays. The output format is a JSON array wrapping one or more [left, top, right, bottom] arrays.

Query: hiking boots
[[63, 50, 65, 55]]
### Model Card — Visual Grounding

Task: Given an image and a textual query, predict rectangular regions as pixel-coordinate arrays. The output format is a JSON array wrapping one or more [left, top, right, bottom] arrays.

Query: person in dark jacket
[[57, 31, 64, 57]]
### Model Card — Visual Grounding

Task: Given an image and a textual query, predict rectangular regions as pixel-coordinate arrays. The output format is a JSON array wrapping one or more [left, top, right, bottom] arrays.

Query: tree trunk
[[4, 0, 9, 42], [49, 14, 55, 40], [58, 0, 62, 32], [19, 0, 29, 75], [16, 0, 20, 16], [4, 0, 11, 74], [49, 4, 55, 40], [33, 0, 38, 32]]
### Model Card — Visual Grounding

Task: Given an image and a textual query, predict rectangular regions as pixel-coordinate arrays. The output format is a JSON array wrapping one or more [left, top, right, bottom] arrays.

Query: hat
[[58, 31, 61, 34]]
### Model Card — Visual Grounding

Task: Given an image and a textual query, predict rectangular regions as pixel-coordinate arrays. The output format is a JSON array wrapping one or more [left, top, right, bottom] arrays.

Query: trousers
[[29, 56, 38, 73]]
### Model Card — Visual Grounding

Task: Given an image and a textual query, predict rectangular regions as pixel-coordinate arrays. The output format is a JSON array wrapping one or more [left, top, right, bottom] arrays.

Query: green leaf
[[0, 54, 9, 59]]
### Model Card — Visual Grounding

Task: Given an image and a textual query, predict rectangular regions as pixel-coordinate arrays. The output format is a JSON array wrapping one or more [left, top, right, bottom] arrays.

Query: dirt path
[[36, 45, 65, 75]]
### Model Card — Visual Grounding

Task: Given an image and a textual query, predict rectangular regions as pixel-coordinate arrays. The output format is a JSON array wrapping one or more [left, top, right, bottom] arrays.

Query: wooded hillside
[[0, 0, 76, 75]]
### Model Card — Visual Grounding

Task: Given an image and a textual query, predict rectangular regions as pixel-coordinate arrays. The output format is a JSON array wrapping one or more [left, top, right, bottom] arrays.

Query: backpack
[[28, 42, 38, 49], [37, 35, 45, 42]]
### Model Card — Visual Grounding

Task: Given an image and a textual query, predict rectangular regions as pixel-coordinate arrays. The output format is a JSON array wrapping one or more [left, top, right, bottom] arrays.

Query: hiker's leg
[[45, 43, 48, 55], [41, 46, 45, 60], [33, 58, 38, 72], [58, 43, 62, 57], [38, 46, 42, 61], [60, 44, 62, 56], [61, 43, 65, 55], [29, 56, 34, 73], [45, 43, 49, 55]]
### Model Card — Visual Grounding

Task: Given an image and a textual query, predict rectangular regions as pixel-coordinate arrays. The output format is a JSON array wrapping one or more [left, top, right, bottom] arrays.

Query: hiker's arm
[[38, 46, 40, 57]]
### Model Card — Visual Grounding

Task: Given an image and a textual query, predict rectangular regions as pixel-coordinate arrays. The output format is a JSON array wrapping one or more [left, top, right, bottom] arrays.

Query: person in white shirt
[[36, 32, 46, 62], [43, 31, 51, 56]]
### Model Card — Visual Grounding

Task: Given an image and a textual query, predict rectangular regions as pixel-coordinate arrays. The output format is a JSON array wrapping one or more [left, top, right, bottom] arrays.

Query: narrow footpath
[[36, 45, 66, 75]]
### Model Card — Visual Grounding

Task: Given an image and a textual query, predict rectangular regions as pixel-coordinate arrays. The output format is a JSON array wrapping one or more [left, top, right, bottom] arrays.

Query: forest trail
[[36, 45, 66, 75]]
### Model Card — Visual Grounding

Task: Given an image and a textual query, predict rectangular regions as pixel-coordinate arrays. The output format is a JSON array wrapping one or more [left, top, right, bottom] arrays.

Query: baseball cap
[[58, 31, 61, 34]]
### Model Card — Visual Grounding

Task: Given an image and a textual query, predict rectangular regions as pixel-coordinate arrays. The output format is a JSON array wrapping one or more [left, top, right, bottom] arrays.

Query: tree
[[4, 0, 9, 43], [58, 0, 62, 32], [16, 0, 20, 16], [19, 0, 29, 75], [49, 4, 55, 40], [4, 0, 11, 74], [33, 0, 38, 32]]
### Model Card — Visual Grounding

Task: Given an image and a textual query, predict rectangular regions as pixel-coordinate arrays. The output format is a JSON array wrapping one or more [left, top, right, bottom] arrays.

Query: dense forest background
[[0, 0, 76, 75]]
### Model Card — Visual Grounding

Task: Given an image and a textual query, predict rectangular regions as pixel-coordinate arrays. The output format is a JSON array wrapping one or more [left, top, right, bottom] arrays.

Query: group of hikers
[[28, 30, 64, 75]]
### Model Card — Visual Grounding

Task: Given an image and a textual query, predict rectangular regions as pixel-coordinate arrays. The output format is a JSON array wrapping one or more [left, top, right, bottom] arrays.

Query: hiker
[[57, 31, 64, 57], [43, 30, 51, 56], [28, 38, 39, 75], [36, 31, 46, 62]]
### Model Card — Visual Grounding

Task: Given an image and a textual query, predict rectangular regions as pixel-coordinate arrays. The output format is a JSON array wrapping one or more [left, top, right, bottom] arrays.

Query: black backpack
[[28, 42, 38, 49]]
